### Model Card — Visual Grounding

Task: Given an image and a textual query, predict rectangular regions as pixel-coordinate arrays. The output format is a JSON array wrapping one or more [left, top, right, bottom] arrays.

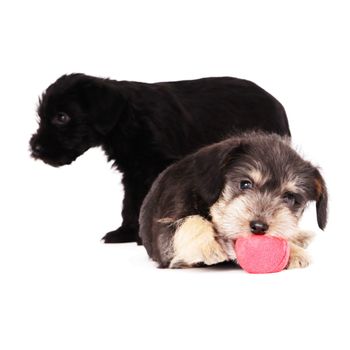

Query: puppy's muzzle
[[30, 135, 44, 158], [31, 143, 43, 158]]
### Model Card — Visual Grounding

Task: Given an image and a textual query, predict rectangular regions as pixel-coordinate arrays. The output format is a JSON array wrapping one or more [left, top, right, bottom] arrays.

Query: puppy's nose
[[250, 220, 269, 234], [32, 143, 43, 156]]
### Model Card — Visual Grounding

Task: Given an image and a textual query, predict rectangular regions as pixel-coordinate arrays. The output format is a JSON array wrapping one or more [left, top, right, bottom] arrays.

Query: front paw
[[102, 226, 138, 243], [170, 240, 227, 268], [287, 243, 311, 269], [201, 239, 228, 266], [169, 215, 228, 268]]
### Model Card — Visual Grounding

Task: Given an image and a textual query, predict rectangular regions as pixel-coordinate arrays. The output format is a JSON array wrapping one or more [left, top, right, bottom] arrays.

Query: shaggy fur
[[139, 133, 327, 268], [30, 74, 290, 243]]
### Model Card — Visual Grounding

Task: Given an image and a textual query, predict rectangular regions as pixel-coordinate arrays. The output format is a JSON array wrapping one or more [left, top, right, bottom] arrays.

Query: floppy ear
[[79, 79, 127, 135], [194, 140, 244, 207], [314, 169, 328, 230]]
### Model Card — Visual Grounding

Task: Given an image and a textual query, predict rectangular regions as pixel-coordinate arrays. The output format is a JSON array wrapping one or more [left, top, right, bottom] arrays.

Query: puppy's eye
[[283, 192, 297, 206], [240, 180, 253, 190], [52, 112, 70, 126]]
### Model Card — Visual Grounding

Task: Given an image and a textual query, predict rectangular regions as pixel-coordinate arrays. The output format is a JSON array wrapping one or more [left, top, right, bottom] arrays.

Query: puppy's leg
[[103, 175, 150, 244], [170, 215, 228, 268], [287, 241, 311, 269]]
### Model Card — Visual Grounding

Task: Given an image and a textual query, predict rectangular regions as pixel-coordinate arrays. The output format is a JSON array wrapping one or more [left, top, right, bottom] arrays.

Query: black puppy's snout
[[250, 220, 269, 234], [33, 143, 43, 153], [30, 136, 43, 157]]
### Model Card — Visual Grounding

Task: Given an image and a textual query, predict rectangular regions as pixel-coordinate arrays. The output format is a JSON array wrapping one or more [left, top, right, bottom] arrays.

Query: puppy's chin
[[42, 157, 76, 167], [31, 152, 79, 167]]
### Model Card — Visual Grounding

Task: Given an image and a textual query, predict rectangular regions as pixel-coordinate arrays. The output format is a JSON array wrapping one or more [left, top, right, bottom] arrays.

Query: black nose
[[32, 143, 43, 156], [250, 220, 269, 234]]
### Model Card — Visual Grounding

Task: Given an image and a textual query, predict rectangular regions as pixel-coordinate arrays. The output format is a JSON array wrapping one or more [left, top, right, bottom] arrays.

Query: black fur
[[30, 74, 290, 243]]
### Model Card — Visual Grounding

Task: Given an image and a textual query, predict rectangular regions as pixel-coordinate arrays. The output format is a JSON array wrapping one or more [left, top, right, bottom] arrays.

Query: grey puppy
[[139, 133, 328, 269]]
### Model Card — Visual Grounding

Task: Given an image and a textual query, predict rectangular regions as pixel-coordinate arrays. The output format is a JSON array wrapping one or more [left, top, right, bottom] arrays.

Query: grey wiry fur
[[139, 132, 328, 268]]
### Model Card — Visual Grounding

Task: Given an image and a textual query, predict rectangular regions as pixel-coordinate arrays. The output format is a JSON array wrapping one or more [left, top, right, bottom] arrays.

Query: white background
[[1, 1, 349, 349]]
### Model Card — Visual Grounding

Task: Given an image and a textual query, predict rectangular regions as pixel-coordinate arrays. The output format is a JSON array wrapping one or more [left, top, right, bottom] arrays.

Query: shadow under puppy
[[139, 133, 328, 269]]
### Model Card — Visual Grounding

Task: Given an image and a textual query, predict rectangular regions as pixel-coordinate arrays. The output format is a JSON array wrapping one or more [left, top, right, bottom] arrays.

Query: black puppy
[[30, 74, 290, 243]]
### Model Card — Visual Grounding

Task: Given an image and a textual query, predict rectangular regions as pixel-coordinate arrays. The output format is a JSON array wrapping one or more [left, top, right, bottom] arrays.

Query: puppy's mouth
[[224, 231, 286, 242], [30, 148, 80, 167], [41, 157, 76, 167]]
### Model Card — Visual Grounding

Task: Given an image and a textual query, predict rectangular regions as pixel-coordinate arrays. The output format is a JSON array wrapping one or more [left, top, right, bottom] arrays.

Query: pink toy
[[235, 236, 290, 274]]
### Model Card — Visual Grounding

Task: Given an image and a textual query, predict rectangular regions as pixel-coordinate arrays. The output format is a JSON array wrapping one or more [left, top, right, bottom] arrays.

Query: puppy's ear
[[194, 140, 244, 207], [314, 169, 328, 230], [79, 79, 127, 135]]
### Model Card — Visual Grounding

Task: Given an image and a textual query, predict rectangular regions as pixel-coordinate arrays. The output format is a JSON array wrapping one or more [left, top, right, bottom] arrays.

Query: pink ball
[[235, 236, 290, 274]]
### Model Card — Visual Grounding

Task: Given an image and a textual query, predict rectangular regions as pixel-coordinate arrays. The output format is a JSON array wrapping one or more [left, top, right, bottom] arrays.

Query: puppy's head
[[30, 73, 125, 166], [196, 133, 328, 243]]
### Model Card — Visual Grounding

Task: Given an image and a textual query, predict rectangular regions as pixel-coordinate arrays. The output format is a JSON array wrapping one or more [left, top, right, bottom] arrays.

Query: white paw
[[287, 249, 311, 269], [202, 239, 228, 266], [169, 215, 228, 268]]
